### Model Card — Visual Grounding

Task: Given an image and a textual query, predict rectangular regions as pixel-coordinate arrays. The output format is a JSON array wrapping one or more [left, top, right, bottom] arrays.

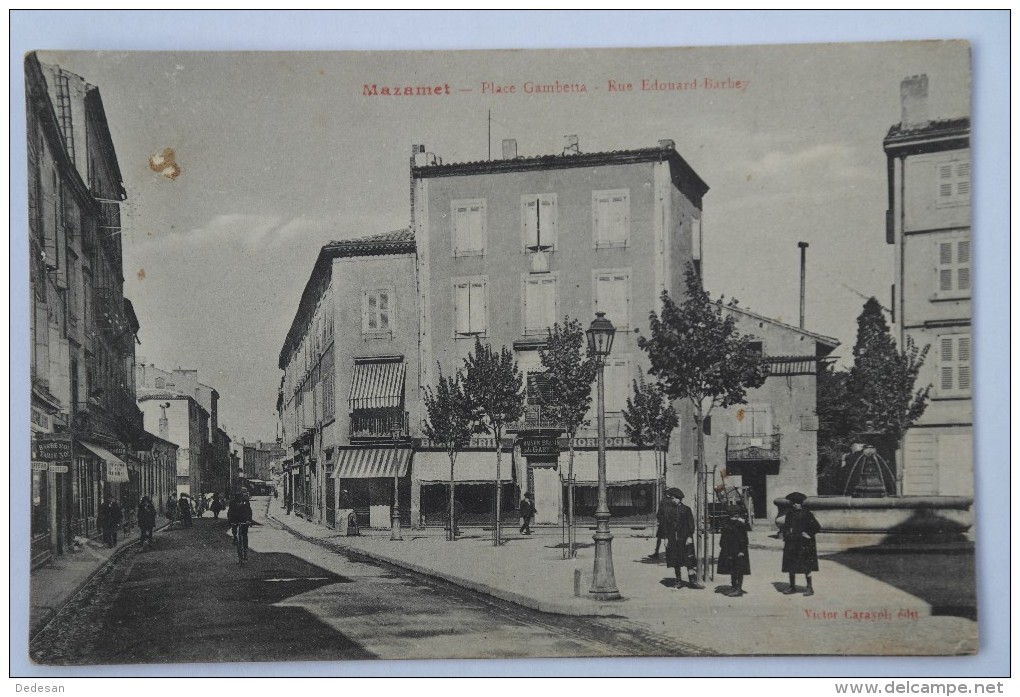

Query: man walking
[[649, 492, 670, 559], [663, 488, 703, 590], [137, 496, 157, 548], [98, 496, 123, 547], [519, 492, 536, 535]]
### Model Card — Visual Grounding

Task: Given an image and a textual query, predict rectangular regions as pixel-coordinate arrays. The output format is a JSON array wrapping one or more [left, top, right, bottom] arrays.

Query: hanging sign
[[48, 464, 69, 473], [35, 435, 72, 461], [31, 461, 49, 471], [520, 438, 560, 457]]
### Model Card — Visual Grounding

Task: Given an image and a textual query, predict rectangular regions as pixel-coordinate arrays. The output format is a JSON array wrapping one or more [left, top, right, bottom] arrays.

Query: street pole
[[390, 425, 403, 541], [587, 312, 620, 601]]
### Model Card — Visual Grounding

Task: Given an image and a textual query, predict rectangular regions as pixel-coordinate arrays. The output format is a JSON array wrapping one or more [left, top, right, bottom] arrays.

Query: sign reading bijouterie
[[35, 435, 72, 461]]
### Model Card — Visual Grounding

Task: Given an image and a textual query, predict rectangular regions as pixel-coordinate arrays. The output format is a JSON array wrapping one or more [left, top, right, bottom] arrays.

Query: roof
[[278, 229, 415, 369], [883, 117, 970, 154], [412, 143, 709, 203], [721, 303, 841, 352], [136, 388, 208, 415]]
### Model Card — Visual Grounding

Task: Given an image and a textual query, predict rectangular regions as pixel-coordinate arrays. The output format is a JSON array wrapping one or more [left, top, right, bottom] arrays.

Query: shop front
[[414, 450, 518, 528], [333, 446, 413, 530], [32, 426, 69, 565], [556, 449, 659, 526]]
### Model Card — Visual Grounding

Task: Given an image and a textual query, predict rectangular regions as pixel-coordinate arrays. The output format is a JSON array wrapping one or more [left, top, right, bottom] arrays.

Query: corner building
[[883, 75, 972, 496], [411, 139, 708, 527]]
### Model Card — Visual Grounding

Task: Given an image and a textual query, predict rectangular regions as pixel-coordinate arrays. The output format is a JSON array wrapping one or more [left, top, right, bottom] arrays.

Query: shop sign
[[35, 435, 72, 461], [31, 461, 49, 471], [105, 460, 129, 483], [48, 464, 69, 473], [520, 437, 560, 457]]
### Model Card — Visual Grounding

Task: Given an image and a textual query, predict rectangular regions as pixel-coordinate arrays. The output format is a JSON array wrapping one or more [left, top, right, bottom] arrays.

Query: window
[[593, 189, 630, 248], [936, 159, 970, 206], [938, 334, 971, 396], [603, 356, 632, 412], [936, 238, 970, 296], [452, 199, 486, 256], [736, 404, 772, 436], [362, 289, 392, 334], [522, 194, 557, 251], [593, 270, 631, 329], [453, 277, 488, 336], [523, 274, 557, 335]]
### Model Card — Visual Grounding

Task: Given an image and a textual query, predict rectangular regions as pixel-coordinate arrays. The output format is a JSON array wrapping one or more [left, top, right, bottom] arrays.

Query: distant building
[[883, 75, 972, 496]]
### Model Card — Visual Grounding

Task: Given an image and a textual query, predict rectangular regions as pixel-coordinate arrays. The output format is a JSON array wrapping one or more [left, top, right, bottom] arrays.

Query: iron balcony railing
[[349, 410, 409, 440], [725, 433, 781, 462]]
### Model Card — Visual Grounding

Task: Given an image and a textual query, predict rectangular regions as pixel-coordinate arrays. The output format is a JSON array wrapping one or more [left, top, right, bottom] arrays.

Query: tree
[[815, 361, 853, 494], [846, 298, 931, 448], [422, 366, 474, 541], [462, 337, 526, 546], [637, 264, 769, 581], [622, 374, 679, 511], [539, 317, 598, 558]]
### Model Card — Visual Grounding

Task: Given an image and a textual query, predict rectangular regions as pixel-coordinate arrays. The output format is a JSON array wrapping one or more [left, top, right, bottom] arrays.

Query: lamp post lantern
[[586, 312, 621, 600], [390, 420, 404, 541]]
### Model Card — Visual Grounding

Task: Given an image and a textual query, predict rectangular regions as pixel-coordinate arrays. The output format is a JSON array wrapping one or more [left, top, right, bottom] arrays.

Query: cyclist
[[227, 488, 254, 562]]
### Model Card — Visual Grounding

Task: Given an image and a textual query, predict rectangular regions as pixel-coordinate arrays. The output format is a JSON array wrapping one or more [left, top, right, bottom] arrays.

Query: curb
[[264, 507, 621, 618]]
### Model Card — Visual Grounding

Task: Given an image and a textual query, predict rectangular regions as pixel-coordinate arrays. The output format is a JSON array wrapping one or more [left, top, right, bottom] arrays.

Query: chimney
[[502, 138, 518, 160], [658, 139, 675, 150], [798, 242, 809, 329], [900, 74, 929, 130], [563, 135, 579, 155]]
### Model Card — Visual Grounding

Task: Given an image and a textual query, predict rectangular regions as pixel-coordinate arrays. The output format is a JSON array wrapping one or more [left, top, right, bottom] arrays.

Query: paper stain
[[137, 268, 146, 281], [148, 147, 181, 180], [736, 408, 745, 422]]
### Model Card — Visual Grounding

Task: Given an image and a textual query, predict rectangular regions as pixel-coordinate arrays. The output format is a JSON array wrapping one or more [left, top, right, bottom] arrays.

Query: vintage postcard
[[25, 42, 977, 665]]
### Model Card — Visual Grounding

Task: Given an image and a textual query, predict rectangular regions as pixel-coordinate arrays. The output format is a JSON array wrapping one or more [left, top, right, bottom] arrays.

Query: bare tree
[[422, 366, 474, 540]]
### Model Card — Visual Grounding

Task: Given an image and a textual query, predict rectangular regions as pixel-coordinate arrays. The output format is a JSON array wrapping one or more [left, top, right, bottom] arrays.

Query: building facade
[[883, 75, 972, 496], [411, 138, 707, 527], [279, 230, 419, 530], [27, 54, 147, 565]]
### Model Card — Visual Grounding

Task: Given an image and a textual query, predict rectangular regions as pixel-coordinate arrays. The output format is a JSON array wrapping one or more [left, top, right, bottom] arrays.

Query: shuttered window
[[523, 274, 557, 334], [522, 194, 557, 251], [363, 288, 392, 334], [594, 270, 631, 329], [452, 199, 486, 256], [937, 238, 971, 296], [454, 277, 487, 336], [938, 334, 971, 396], [937, 159, 970, 205], [593, 189, 630, 248], [603, 356, 632, 412]]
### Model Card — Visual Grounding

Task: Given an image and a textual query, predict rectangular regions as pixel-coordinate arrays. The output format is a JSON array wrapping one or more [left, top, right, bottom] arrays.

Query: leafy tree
[[846, 298, 931, 447], [422, 366, 474, 540], [622, 375, 679, 510], [815, 361, 853, 493], [463, 337, 525, 546], [637, 264, 769, 581], [539, 317, 598, 558]]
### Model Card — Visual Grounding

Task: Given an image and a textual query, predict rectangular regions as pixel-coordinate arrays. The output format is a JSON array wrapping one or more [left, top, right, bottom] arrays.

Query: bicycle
[[234, 521, 251, 565]]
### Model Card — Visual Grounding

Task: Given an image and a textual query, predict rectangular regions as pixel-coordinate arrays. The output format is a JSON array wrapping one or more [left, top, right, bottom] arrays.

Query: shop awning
[[415, 451, 515, 482], [80, 441, 130, 483], [332, 448, 413, 479], [349, 359, 406, 409], [563, 449, 659, 484]]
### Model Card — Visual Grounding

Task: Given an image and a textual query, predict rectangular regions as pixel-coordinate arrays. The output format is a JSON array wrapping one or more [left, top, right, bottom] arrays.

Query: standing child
[[780, 491, 821, 596], [717, 504, 751, 596]]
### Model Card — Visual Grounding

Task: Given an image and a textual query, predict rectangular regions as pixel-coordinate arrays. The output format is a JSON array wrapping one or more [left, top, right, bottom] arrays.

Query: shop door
[[741, 469, 768, 520]]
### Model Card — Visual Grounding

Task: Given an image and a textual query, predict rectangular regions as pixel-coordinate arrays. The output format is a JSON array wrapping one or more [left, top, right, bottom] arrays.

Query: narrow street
[[30, 500, 711, 665]]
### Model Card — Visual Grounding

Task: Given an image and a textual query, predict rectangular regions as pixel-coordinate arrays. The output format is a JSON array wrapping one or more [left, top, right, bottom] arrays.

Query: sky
[[33, 41, 972, 442]]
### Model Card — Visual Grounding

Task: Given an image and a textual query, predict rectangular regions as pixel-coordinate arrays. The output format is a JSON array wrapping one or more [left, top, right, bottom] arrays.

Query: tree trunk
[[494, 428, 502, 546], [567, 440, 576, 558], [448, 451, 456, 541], [695, 405, 708, 583]]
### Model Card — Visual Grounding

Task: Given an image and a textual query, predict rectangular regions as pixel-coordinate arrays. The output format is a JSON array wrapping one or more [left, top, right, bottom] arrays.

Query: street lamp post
[[390, 420, 403, 541], [586, 312, 621, 600]]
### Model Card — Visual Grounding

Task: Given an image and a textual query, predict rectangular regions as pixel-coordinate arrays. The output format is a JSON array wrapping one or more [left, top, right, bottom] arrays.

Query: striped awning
[[349, 359, 406, 409], [332, 448, 413, 479]]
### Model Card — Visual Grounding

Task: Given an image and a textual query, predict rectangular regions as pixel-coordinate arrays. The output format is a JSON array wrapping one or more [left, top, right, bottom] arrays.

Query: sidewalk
[[261, 498, 978, 655]]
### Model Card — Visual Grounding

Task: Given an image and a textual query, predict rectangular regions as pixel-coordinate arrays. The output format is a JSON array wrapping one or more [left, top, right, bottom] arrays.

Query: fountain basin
[[773, 495, 974, 537]]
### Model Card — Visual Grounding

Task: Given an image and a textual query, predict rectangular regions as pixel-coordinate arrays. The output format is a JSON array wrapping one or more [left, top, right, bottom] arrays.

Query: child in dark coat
[[717, 504, 751, 597]]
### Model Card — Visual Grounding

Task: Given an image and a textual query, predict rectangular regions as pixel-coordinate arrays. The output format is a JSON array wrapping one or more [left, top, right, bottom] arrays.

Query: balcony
[[349, 409, 409, 441], [726, 433, 781, 462]]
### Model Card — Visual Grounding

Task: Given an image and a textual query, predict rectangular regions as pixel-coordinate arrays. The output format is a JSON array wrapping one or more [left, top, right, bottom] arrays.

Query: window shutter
[[540, 198, 556, 248], [524, 278, 539, 328], [455, 283, 470, 334], [469, 281, 487, 333], [941, 366, 954, 391], [524, 199, 538, 248], [379, 292, 389, 330], [542, 277, 556, 327]]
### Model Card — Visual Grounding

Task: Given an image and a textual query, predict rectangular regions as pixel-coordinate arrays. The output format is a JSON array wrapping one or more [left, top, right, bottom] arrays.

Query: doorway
[[741, 469, 768, 520]]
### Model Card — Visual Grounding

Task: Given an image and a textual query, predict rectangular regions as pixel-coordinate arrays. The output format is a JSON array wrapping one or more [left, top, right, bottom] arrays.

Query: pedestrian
[[210, 492, 224, 519], [178, 493, 193, 528], [227, 488, 254, 560], [717, 503, 752, 597], [662, 487, 703, 590], [194, 493, 206, 519], [519, 492, 536, 535], [648, 492, 670, 559], [165, 493, 178, 528], [137, 496, 157, 548], [780, 491, 821, 596], [346, 510, 360, 537], [98, 497, 123, 547]]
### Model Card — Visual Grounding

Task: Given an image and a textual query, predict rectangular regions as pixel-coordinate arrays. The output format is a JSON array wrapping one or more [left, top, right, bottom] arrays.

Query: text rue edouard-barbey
[[361, 77, 748, 97]]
